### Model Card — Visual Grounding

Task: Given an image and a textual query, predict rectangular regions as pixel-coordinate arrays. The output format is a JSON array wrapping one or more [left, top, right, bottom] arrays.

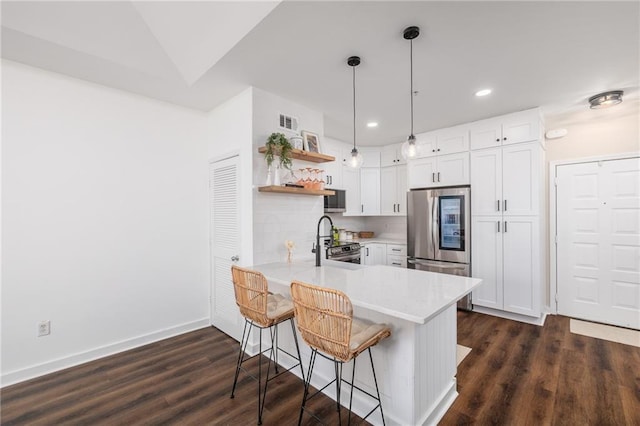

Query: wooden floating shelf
[[257, 146, 335, 163], [258, 186, 335, 196]]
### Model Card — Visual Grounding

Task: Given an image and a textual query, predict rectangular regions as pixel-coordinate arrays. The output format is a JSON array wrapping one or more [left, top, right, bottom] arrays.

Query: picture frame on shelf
[[302, 131, 321, 153]]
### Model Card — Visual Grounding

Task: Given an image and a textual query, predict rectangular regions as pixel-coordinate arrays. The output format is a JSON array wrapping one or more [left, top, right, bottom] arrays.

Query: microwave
[[324, 189, 346, 213]]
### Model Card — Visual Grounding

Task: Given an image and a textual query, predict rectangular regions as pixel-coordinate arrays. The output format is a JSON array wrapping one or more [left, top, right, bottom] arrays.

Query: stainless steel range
[[326, 242, 361, 264]]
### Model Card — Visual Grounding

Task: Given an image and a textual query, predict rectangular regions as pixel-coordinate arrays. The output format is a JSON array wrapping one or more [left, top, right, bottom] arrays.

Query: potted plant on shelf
[[264, 132, 293, 185]]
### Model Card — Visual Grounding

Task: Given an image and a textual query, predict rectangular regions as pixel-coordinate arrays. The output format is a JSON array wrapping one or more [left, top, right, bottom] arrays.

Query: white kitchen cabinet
[[414, 125, 469, 158], [387, 255, 407, 268], [362, 243, 386, 265], [360, 168, 380, 215], [380, 165, 407, 215], [472, 216, 503, 310], [359, 149, 381, 168], [407, 152, 469, 189], [342, 167, 361, 216], [471, 142, 541, 216], [322, 145, 343, 189], [502, 217, 540, 317], [471, 216, 540, 317], [381, 143, 406, 167], [386, 244, 407, 257], [469, 108, 541, 150]]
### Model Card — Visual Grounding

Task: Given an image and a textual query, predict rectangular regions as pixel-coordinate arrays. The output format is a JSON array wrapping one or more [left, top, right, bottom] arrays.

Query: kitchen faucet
[[313, 215, 334, 267]]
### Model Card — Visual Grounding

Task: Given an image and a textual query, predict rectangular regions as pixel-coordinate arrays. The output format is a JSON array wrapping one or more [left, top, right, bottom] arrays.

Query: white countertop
[[356, 238, 407, 245], [250, 259, 481, 325]]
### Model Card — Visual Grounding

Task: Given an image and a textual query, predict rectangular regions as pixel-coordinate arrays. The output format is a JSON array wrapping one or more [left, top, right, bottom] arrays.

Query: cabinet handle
[[497, 200, 500, 211], [392, 262, 401, 266], [503, 137, 507, 141], [504, 200, 508, 211], [432, 149, 436, 152], [504, 221, 508, 232], [432, 172, 435, 182], [437, 148, 441, 152], [437, 172, 441, 182], [361, 204, 364, 213], [393, 204, 396, 213], [497, 221, 500, 232], [366, 247, 369, 256], [392, 248, 401, 252], [496, 138, 500, 142]]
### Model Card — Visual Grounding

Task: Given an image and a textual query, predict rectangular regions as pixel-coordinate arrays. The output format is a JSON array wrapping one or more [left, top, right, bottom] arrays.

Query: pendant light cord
[[410, 38, 414, 137], [353, 64, 356, 150]]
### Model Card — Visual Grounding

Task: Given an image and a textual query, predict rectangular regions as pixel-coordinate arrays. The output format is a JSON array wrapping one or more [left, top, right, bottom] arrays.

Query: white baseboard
[[1, 318, 210, 388], [418, 380, 458, 426], [472, 306, 547, 326]]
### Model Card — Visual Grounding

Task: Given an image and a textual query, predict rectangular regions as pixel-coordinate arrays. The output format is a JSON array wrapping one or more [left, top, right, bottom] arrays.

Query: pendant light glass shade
[[347, 56, 363, 169], [401, 26, 420, 161], [401, 134, 417, 159]]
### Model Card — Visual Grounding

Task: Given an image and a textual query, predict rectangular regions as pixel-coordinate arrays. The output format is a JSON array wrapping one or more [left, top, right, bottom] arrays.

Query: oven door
[[328, 252, 361, 264]]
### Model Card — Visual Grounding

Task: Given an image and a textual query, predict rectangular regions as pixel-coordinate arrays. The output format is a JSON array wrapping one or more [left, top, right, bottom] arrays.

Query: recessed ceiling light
[[475, 89, 492, 97], [367, 122, 378, 128]]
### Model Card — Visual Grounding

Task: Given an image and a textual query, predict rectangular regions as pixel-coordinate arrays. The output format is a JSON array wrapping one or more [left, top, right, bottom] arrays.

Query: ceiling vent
[[279, 113, 298, 132]]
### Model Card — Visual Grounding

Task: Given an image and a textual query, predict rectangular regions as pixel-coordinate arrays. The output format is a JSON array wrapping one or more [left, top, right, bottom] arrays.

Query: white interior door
[[557, 157, 640, 329], [210, 156, 242, 340]]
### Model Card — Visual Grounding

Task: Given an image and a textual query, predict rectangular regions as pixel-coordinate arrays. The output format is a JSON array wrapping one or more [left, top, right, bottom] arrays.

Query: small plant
[[264, 133, 293, 170]]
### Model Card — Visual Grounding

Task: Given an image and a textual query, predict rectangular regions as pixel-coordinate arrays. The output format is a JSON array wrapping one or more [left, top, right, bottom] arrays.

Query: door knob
[[231, 255, 239, 262]]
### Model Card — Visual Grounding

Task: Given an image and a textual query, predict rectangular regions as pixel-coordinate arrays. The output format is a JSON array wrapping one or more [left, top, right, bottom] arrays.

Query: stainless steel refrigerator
[[407, 186, 472, 310]]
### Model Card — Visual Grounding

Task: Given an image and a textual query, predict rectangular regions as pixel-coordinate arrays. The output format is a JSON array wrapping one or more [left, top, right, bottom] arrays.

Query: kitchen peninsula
[[250, 259, 482, 425]]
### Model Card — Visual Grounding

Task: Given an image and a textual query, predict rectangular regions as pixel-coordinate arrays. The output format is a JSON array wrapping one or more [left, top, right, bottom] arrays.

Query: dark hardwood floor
[[2, 312, 639, 425]]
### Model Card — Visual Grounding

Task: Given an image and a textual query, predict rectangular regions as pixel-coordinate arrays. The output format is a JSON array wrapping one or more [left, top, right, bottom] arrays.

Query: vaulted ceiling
[[2, 1, 638, 145]]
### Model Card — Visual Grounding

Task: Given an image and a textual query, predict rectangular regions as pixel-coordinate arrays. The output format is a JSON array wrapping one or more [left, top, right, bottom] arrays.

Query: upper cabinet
[[381, 143, 406, 167], [408, 152, 469, 189], [415, 125, 469, 158], [469, 108, 542, 150]]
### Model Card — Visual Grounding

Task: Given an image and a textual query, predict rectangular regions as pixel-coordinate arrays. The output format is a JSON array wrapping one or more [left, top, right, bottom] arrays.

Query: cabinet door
[[407, 157, 437, 189], [343, 167, 361, 216], [414, 131, 438, 158], [396, 165, 408, 215], [436, 125, 470, 155], [381, 146, 398, 167], [469, 118, 502, 150], [360, 149, 381, 168], [437, 152, 470, 186], [380, 166, 397, 215], [502, 143, 540, 216], [471, 216, 503, 310], [387, 254, 407, 268], [502, 216, 540, 317], [360, 168, 380, 215], [369, 243, 387, 265], [361, 244, 374, 265], [501, 110, 540, 145], [322, 146, 343, 189], [470, 148, 502, 215]]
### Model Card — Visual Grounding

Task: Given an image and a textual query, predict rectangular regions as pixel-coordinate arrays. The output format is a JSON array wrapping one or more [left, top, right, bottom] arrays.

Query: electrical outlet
[[38, 320, 50, 337]]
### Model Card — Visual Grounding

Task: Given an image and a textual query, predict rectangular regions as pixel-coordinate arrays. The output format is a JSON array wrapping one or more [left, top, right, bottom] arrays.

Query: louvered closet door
[[210, 156, 242, 340], [557, 157, 640, 329]]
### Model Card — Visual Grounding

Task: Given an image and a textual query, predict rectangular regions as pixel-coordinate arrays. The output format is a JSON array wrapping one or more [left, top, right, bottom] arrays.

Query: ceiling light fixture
[[589, 90, 623, 109], [367, 122, 379, 128], [347, 56, 364, 168], [475, 88, 492, 97], [401, 26, 420, 160]]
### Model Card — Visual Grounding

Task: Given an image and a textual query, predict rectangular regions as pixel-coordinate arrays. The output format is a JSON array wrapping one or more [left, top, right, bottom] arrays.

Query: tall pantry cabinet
[[469, 109, 545, 318]]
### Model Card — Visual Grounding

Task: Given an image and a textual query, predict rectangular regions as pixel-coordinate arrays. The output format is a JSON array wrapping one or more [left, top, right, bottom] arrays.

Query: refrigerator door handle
[[408, 259, 467, 270], [431, 194, 438, 256]]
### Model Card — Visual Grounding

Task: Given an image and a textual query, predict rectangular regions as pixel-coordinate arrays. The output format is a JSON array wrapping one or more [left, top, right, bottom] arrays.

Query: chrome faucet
[[313, 215, 334, 267]]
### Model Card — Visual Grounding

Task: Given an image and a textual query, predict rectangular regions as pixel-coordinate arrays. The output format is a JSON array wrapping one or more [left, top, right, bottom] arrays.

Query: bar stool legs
[[230, 318, 304, 425], [297, 347, 386, 426]]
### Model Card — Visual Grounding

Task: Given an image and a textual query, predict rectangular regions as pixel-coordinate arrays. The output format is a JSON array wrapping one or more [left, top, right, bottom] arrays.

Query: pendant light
[[401, 26, 420, 160], [347, 56, 364, 168]]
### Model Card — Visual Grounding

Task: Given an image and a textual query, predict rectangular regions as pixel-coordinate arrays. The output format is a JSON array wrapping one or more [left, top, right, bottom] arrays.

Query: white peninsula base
[[249, 260, 481, 426]]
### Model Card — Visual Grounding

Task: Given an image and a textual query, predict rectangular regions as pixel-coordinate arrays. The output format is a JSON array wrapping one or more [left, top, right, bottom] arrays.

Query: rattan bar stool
[[290, 280, 391, 426], [230, 265, 305, 425]]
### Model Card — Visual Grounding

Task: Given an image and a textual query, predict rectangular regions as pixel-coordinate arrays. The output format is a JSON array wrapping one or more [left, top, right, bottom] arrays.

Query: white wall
[[545, 107, 639, 162], [207, 87, 254, 267], [1, 61, 210, 385], [251, 88, 325, 264]]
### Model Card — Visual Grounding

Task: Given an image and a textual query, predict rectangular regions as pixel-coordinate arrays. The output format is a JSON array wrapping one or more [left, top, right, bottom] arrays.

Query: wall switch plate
[[38, 320, 50, 337]]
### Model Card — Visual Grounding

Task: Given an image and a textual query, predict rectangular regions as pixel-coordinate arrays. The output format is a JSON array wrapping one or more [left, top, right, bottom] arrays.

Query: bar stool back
[[290, 280, 391, 425], [230, 265, 304, 425]]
